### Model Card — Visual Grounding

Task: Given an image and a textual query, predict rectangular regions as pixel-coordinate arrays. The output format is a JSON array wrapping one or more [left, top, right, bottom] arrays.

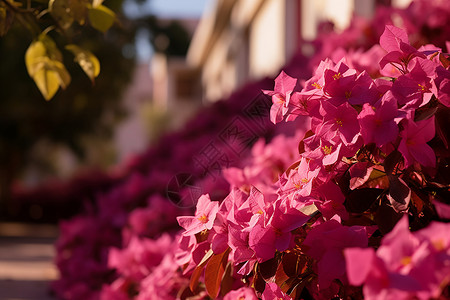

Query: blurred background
[[0, 0, 415, 223], [0, 0, 420, 298]]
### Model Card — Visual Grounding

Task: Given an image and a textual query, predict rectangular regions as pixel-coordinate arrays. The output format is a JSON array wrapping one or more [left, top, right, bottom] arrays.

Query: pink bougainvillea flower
[[379, 25, 426, 73], [435, 66, 450, 107], [228, 222, 255, 264], [302, 58, 334, 95], [358, 90, 405, 147], [261, 282, 292, 300], [278, 158, 320, 200], [345, 216, 450, 300], [315, 101, 360, 146], [398, 116, 436, 168], [263, 70, 299, 123], [286, 91, 320, 121], [249, 200, 310, 262], [177, 194, 219, 236], [391, 58, 438, 109], [433, 200, 450, 219], [305, 134, 343, 167], [108, 234, 171, 281], [303, 218, 368, 289]]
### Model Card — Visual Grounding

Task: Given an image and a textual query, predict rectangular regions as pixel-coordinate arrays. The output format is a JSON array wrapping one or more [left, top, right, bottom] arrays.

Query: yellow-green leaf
[[92, 0, 104, 8], [88, 4, 115, 33], [25, 36, 71, 100], [65, 44, 100, 82], [32, 64, 60, 100], [48, 59, 71, 89], [25, 40, 47, 76]]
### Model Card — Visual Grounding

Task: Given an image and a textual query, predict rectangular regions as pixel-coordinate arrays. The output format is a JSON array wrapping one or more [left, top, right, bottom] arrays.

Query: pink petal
[[344, 247, 375, 286]]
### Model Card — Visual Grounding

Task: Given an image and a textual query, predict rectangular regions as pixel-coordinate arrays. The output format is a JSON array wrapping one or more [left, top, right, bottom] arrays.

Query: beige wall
[[188, 0, 412, 103]]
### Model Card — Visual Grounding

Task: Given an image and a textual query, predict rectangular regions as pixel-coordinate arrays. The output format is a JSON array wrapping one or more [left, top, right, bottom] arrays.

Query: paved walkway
[[0, 223, 58, 300]]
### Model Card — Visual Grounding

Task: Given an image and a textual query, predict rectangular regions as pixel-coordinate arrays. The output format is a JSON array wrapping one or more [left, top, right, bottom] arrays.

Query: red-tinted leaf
[[411, 190, 424, 213], [298, 130, 314, 154], [259, 256, 280, 281], [343, 213, 377, 227], [282, 252, 300, 277], [375, 201, 403, 235], [349, 162, 374, 190], [253, 268, 266, 294], [189, 249, 213, 292], [338, 168, 352, 196], [204, 248, 230, 298], [387, 175, 411, 212], [415, 104, 439, 122], [345, 188, 383, 213], [435, 104, 450, 149], [439, 53, 450, 69], [383, 150, 402, 175], [285, 160, 300, 176], [178, 286, 195, 300], [219, 262, 234, 297], [275, 262, 290, 293], [287, 278, 307, 298]]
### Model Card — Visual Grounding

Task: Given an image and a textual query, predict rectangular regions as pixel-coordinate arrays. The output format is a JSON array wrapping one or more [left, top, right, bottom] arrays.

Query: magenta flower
[[315, 101, 360, 146], [398, 116, 436, 168], [177, 194, 219, 236], [358, 90, 405, 147], [263, 71, 299, 123], [303, 219, 368, 289], [261, 282, 292, 300], [345, 216, 450, 300], [391, 58, 437, 109], [278, 158, 320, 200], [379, 25, 426, 73], [249, 200, 310, 262]]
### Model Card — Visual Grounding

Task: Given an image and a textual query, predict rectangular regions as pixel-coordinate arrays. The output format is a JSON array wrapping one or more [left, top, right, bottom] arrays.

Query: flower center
[[312, 82, 322, 89], [432, 239, 445, 251], [322, 145, 333, 155], [401, 256, 412, 266], [333, 72, 342, 80], [197, 214, 208, 224], [417, 83, 428, 93], [345, 91, 352, 99]]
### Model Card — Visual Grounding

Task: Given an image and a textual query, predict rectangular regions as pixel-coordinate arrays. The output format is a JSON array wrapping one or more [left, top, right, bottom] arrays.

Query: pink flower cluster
[[346, 216, 450, 300], [51, 1, 450, 299], [174, 24, 450, 299]]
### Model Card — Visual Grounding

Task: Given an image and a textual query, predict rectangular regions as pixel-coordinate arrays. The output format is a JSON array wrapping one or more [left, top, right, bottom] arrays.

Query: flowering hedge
[[52, 1, 450, 299]]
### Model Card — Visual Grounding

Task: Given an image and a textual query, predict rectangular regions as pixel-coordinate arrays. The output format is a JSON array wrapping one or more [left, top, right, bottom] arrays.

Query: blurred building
[[186, 0, 412, 102]]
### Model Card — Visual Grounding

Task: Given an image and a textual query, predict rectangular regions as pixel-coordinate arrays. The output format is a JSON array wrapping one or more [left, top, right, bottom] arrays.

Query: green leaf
[[88, 4, 115, 33], [204, 248, 230, 299], [65, 44, 100, 83]]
